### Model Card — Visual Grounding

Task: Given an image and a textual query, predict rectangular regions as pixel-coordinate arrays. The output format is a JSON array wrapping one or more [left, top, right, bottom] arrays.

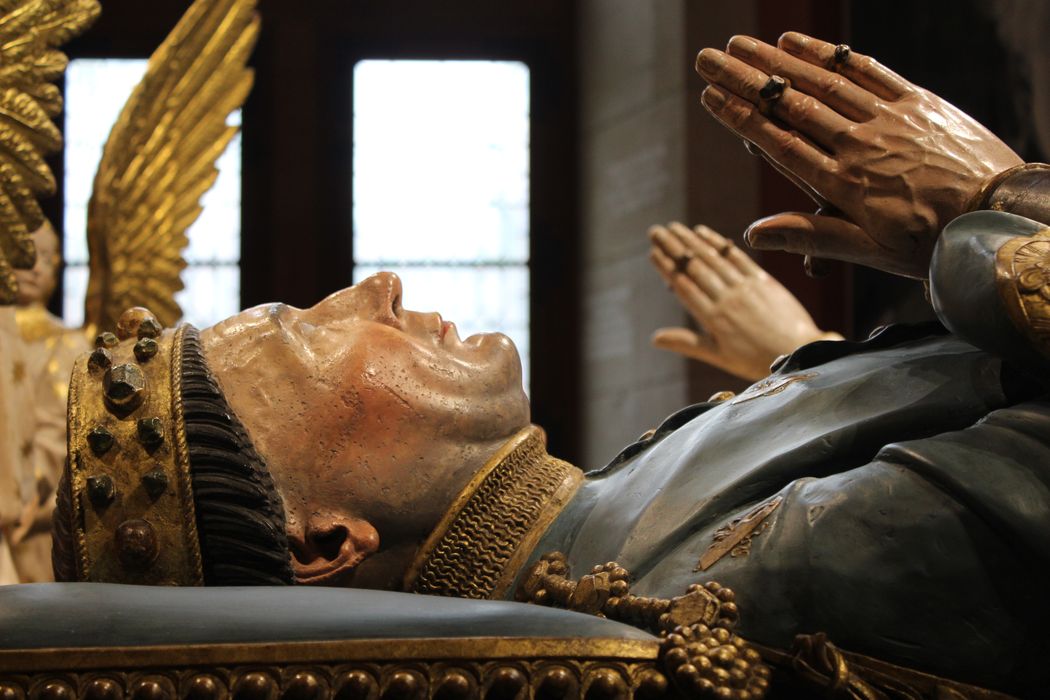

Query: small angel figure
[[1, 0, 257, 582]]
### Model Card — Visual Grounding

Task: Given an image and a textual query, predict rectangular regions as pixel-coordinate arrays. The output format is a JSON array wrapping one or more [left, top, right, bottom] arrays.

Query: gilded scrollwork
[[695, 498, 781, 573], [0, 639, 673, 700], [995, 227, 1050, 360]]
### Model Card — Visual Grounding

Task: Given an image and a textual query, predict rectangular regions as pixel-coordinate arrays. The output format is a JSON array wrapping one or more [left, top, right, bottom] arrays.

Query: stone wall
[[577, 1, 762, 467]]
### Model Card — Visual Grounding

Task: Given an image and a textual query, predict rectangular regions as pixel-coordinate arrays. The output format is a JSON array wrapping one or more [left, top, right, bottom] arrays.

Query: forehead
[[209, 302, 288, 337]]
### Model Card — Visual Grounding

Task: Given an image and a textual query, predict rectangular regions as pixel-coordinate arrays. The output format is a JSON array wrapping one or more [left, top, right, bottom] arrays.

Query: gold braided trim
[[995, 227, 1050, 361], [404, 425, 582, 600], [170, 324, 204, 584], [67, 348, 89, 580]]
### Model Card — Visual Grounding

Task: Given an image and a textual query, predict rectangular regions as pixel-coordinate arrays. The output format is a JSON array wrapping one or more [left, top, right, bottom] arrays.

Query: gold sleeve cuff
[[968, 163, 1050, 225], [995, 227, 1050, 362]]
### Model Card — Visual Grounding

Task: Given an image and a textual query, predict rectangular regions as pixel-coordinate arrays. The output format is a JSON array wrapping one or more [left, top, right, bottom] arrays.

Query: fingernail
[[728, 35, 758, 57], [746, 229, 785, 249], [778, 32, 804, 51], [695, 48, 722, 77], [701, 86, 726, 109]]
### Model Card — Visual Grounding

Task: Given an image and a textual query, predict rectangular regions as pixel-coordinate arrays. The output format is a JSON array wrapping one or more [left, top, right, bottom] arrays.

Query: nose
[[302, 271, 403, 326], [367, 271, 403, 311]]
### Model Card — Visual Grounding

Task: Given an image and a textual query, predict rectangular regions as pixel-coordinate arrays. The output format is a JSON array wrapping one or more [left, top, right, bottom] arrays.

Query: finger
[[696, 48, 853, 151], [667, 221, 743, 284], [778, 32, 913, 101], [701, 85, 836, 190], [649, 225, 727, 299], [651, 327, 721, 364], [803, 205, 842, 278], [725, 35, 876, 121], [649, 246, 716, 319], [744, 212, 883, 266], [743, 139, 829, 208], [692, 224, 760, 277]]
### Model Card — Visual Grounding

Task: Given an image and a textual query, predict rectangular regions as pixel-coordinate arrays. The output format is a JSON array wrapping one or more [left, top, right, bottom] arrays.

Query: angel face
[[200, 272, 530, 587], [14, 221, 59, 307]]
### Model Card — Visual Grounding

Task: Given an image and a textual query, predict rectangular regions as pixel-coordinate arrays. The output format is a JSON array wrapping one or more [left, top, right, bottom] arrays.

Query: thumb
[[745, 212, 881, 266], [651, 327, 720, 364]]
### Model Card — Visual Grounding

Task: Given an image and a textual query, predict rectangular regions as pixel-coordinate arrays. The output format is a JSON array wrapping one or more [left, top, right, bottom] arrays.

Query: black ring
[[833, 44, 851, 68], [758, 75, 789, 101]]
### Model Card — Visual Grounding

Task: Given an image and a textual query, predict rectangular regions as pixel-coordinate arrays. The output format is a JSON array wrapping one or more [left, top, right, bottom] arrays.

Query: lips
[[401, 311, 458, 344]]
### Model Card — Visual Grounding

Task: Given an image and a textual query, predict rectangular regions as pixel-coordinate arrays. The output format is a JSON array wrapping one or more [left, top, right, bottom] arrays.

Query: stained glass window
[[62, 58, 242, 329], [353, 60, 531, 388]]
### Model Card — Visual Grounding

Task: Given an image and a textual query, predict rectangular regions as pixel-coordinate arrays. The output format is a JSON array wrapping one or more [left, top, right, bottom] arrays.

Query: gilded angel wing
[[0, 0, 99, 304], [83, 0, 258, 332]]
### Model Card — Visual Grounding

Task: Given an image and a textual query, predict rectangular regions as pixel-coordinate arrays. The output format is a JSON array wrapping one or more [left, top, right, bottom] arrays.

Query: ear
[[288, 513, 380, 586]]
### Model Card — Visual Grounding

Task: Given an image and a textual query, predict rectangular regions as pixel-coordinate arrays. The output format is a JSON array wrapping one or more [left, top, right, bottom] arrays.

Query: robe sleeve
[[930, 204, 1050, 371]]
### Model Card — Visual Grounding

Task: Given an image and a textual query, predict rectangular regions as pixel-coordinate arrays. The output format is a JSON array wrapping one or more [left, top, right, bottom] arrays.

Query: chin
[[477, 333, 525, 377]]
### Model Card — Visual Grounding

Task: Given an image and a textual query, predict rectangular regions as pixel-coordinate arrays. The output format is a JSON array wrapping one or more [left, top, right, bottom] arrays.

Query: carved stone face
[[14, 221, 59, 307], [200, 272, 530, 587]]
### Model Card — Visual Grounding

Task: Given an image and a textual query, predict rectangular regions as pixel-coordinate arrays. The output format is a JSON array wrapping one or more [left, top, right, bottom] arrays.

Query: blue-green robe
[[530, 211, 1050, 696]]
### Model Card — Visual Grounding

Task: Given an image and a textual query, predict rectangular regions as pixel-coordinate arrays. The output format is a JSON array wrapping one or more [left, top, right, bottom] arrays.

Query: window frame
[[336, 42, 579, 459], [54, 0, 581, 463], [306, 19, 580, 462], [59, 57, 245, 330], [350, 58, 533, 388]]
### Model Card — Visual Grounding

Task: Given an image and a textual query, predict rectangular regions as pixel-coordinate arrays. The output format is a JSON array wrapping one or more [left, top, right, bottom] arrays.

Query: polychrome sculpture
[[39, 30, 1050, 700]]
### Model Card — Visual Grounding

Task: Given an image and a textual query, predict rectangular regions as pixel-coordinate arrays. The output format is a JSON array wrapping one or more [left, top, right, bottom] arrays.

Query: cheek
[[310, 333, 432, 456], [312, 337, 454, 447], [297, 341, 436, 515], [305, 328, 528, 480]]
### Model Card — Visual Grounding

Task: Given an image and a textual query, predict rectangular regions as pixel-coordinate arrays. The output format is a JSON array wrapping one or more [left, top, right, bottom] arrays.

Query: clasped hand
[[648, 222, 837, 381], [696, 32, 1022, 278]]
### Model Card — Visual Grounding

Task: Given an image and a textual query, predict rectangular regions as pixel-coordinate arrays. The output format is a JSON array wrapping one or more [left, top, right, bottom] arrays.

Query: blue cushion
[[0, 583, 656, 649]]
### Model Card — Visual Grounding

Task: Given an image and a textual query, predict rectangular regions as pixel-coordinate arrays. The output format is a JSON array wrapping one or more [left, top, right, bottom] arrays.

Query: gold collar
[[403, 425, 582, 600]]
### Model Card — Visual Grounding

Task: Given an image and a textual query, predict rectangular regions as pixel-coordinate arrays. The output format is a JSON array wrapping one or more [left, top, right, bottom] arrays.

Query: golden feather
[[84, 0, 258, 333], [0, 0, 98, 304]]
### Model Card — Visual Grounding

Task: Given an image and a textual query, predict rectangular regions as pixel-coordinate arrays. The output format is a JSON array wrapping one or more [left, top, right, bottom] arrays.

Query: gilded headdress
[[52, 307, 293, 586]]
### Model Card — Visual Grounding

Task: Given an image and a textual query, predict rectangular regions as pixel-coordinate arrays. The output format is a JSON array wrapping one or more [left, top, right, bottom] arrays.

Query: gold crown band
[[66, 309, 203, 585]]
